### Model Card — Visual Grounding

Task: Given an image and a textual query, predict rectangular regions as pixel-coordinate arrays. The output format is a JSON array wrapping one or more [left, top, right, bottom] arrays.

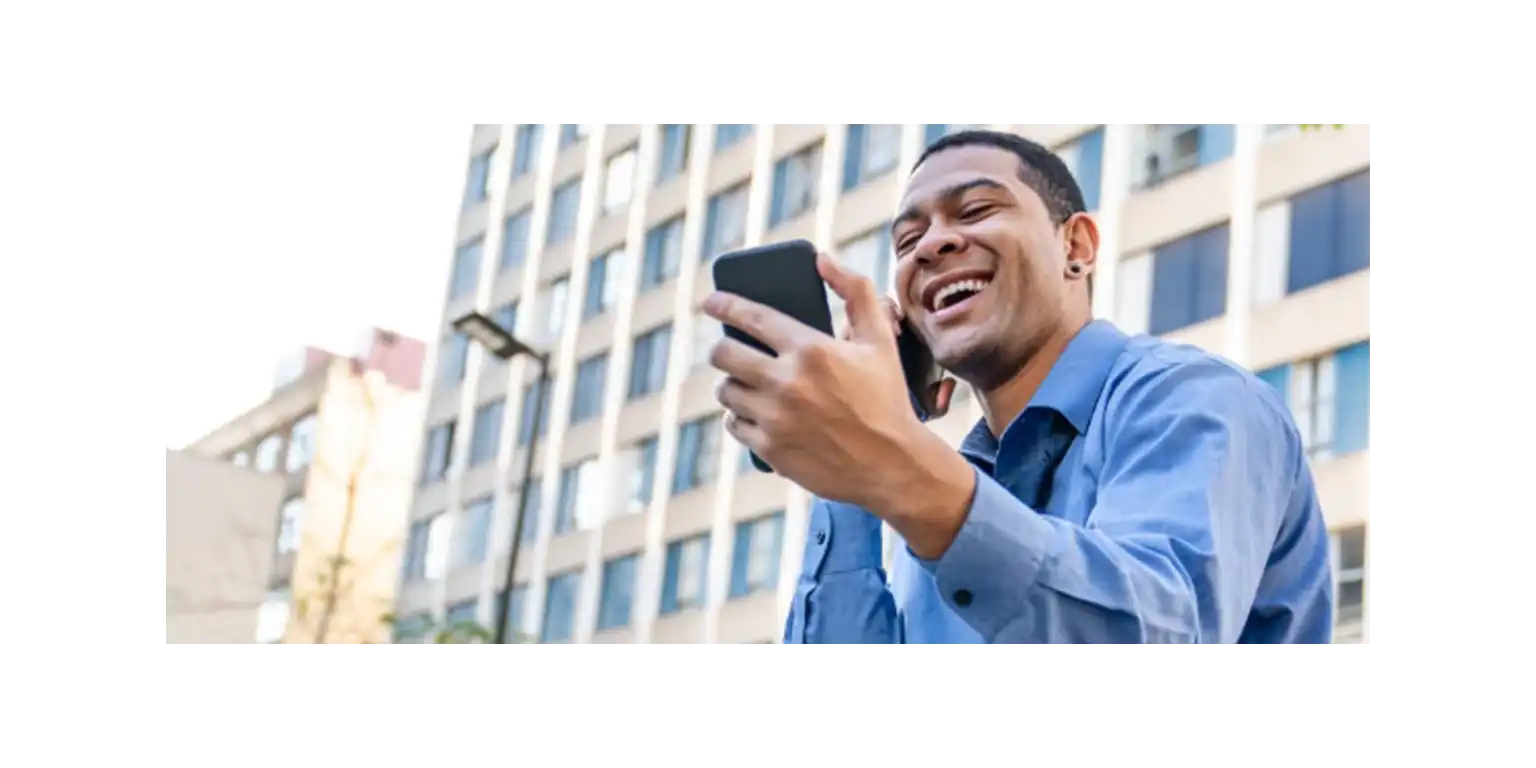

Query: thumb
[[817, 252, 884, 342]]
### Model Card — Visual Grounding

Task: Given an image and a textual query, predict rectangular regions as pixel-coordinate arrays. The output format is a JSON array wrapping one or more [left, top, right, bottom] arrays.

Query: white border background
[[4, 0, 1532, 763]]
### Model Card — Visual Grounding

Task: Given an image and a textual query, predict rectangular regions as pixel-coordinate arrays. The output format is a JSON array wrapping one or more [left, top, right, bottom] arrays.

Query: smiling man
[[702, 129, 1334, 643]]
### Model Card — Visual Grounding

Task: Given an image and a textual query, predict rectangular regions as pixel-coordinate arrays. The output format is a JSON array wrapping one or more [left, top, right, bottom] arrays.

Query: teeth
[[932, 279, 990, 310]]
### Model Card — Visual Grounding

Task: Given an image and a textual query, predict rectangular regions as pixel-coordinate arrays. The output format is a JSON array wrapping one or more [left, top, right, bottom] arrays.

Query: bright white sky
[[162, 124, 467, 448]]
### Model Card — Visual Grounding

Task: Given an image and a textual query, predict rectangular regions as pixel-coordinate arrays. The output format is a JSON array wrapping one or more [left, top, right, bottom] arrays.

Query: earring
[[1066, 261, 1085, 277]]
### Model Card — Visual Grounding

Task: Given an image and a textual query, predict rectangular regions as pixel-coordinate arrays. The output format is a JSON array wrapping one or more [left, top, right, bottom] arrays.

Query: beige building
[[396, 124, 1369, 644], [171, 328, 428, 643]]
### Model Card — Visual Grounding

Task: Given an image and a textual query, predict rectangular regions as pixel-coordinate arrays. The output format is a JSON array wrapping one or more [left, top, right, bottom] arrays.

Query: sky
[[161, 123, 468, 448]]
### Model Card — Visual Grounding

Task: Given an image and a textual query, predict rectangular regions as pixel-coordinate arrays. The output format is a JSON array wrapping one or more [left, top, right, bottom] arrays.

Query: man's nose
[[913, 225, 966, 267]]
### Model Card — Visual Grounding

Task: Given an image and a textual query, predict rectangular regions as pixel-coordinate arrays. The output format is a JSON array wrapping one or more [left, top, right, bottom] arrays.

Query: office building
[[174, 328, 427, 643], [396, 124, 1368, 644]]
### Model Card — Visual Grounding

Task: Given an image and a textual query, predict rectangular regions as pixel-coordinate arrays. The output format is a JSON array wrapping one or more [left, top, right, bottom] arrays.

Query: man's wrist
[[869, 426, 977, 560]]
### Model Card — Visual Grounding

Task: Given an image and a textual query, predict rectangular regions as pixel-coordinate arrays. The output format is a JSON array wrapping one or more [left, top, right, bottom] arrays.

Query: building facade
[[175, 328, 427, 643], [396, 124, 1369, 644]]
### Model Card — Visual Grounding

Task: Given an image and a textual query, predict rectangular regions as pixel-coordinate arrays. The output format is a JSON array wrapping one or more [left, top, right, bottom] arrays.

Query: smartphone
[[712, 240, 834, 473], [712, 239, 945, 472]]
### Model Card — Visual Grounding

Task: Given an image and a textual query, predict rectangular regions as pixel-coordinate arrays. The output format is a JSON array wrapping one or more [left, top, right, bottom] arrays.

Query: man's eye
[[895, 234, 920, 253], [960, 203, 995, 220]]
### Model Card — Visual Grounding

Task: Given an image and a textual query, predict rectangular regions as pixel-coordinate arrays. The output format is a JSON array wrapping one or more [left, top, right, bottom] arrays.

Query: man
[[703, 129, 1334, 643]]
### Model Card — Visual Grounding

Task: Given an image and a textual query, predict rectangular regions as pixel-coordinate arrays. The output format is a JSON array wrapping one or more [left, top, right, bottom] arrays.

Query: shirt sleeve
[[916, 361, 1300, 643], [782, 498, 900, 643]]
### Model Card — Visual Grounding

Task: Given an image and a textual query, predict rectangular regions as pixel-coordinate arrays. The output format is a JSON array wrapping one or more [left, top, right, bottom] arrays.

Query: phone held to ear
[[711, 239, 945, 474]]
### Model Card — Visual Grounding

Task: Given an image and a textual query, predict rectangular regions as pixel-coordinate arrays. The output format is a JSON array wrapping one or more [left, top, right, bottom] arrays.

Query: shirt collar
[[959, 319, 1130, 461]]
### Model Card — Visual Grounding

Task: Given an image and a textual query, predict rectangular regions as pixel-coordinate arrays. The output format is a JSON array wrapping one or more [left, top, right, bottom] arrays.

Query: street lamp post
[[452, 310, 550, 645]]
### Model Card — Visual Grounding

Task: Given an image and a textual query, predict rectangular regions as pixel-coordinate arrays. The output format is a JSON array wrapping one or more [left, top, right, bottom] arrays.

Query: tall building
[[395, 124, 1369, 644], [173, 328, 428, 643]]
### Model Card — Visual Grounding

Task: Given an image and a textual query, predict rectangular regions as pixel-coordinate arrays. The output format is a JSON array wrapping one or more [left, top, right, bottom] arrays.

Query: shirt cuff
[[804, 499, 884, 577], [911, 467, 1055, 640]]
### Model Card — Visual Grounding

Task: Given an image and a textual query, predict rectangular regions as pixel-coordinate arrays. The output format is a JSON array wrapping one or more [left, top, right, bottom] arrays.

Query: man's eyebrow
[[891, 178, 1010, 237]]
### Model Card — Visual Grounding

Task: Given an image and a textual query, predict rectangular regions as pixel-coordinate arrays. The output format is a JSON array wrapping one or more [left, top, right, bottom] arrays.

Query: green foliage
[[379, 611, 537, 644], [1298, 124, 1346, 131]]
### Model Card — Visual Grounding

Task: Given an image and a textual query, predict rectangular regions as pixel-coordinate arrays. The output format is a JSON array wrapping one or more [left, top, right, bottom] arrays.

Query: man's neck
[[978, 317, 1089, 437]]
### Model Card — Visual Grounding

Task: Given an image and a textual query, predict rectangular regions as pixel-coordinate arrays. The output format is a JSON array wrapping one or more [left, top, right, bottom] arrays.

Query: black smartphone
[[897, 321, 944, 422], [712, 239, 945, 472], [712, 240, 834, 473]]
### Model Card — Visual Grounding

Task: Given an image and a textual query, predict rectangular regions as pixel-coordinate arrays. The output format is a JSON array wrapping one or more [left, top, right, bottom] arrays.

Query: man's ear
[[1063, 212, 1101, 276]]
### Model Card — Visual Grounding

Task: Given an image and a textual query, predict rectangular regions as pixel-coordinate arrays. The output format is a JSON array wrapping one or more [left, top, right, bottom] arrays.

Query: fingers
[[842, 297, 902, 341], [930, 378, 957, 418], [708, 337, 775, 389], [716, 377, 776, 428], [817, 252, 887, 344], [723, 411, 768, 455], [701, 291, 818, 353]]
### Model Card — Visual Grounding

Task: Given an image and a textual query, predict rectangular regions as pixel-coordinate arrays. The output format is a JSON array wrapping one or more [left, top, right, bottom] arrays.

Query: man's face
[[891, 145, 1079, 388]]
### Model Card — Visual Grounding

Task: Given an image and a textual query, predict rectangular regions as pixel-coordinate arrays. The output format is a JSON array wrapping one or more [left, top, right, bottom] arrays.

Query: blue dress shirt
[[783, 319, 1334, 643]]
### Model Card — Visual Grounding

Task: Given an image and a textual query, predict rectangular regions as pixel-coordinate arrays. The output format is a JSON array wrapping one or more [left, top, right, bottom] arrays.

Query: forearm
[[783, 499, 900, 644], [912, 468, 1234, 643]]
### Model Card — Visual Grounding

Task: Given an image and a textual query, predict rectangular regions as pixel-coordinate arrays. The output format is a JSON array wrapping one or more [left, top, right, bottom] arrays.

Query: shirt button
[[953, 589, 973, 607], [815, 530, 827, 545]]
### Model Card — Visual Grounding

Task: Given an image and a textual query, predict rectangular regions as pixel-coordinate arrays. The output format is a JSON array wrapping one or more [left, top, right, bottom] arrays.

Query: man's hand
[[853, 297, 958, 420], [703, 253, 976, 555]]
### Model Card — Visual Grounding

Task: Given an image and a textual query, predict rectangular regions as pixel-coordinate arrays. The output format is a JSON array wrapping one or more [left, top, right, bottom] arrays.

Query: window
[[424, 512, 453, 580], [640, 215, 685, 289], [661, 534, 711, 614], [703, 182, 749, 260], [1286, 171, 1370, 295], [448, 237, 483, 299], [463, 147, 494, 206], [402, 519, 429, 581], [276, 496, 304, 554], [833, 226, 894, 316], [922, 124, 983, 146], [842, 124, 902, 190], [500, 585, 529, 641], [254, 434, 282, 472], [769, 142, 822, 227], [730, 511, 785, 598], [419, 420, 456, 484], [516, 476, 543, 544], [1331, 526, 1367, 642], [603, 147, 638, 214], [597, 554, 640, 630], [657, 124, 691, 184], [455, 496, 494, 567], [1148, 223, 1229, 335], [1133, 124, 1235, 189], [626, 436, 659, 515], [715, 124, 752, 151], [468, 398, 504, 466], [1056, 127, 1105, 211], [284, 413, 317, 473], [436, 332, 469, 388], [256, 588, 290, 643], [1113, 251, 1153, 336], [541, 570, 582, 642], [672, 414, 722, 493], [583, 246, 624, 319], [517, 378, 550, 447], [570, 352, 609, 423], [500, 208, 532, 271], [511, 124, 543, 179], [445, 598, 479, 629], [392, 612, 431, 643], [558, 124, 589, 150], [546, 177, 582, 246], [1256, 341, 1370, 459], [540, 276, 570, 341], [628, 324, 672, 399], [691, 311, 723, 371], [554, 458, 603, 534]]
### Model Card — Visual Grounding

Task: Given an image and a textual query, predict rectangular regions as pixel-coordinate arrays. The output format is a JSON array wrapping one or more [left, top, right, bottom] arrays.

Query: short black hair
[[915, 130, 1086, 226]]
